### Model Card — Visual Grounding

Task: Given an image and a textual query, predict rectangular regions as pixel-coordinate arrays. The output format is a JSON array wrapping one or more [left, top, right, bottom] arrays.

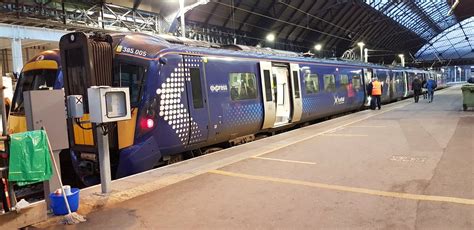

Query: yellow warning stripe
[[209, 170, 474, 205]]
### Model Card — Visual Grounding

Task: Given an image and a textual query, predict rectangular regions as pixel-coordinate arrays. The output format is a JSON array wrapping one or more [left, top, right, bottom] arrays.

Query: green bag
[[8, 130, 53, 186]]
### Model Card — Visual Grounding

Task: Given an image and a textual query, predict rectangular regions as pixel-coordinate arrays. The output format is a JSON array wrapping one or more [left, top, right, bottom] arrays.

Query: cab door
[[259, 61, 276, 129], [183, 55, 209, 145]]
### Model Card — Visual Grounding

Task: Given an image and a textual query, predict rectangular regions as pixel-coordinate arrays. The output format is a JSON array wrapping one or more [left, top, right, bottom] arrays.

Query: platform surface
[[46, 85, 473, 229]]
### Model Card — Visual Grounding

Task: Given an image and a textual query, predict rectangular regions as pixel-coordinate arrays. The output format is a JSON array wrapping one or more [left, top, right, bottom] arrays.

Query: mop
[[43, 128, 86, 224]]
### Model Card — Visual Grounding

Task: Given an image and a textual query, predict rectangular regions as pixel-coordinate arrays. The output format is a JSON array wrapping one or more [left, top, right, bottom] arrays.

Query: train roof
[[110, 32, 430, 72], [26, 49, 60, 64]]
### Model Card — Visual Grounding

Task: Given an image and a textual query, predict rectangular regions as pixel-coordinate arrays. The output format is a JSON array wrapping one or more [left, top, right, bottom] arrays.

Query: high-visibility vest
[[372, 81, 382, 95]]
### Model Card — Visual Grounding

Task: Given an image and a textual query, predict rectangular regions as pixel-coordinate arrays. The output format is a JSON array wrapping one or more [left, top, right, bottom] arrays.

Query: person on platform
[[426, 77, 437, 103], [369, 77, 382, 110], [421, 78, 428, 100], [411, 76, 422, 103]]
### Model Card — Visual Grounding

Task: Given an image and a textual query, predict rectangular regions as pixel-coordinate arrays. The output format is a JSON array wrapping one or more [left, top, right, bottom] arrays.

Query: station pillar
[[11, 38, 23, 75]]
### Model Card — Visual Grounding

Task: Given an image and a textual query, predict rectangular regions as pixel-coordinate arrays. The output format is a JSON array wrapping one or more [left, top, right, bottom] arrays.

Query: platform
[[42, 85, 473, 229]]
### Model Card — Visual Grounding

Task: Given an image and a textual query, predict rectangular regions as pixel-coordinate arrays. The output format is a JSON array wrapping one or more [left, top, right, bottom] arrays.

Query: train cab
[[8, 49, 62, 134]]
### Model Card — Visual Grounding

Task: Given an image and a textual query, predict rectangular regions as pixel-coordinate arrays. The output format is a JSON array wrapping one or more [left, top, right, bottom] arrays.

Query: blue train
[[59, 32, 446, 184]]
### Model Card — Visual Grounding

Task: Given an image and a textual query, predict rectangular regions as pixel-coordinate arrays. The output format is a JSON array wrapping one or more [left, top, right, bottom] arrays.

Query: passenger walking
[[412, 76, 422, 103], [426, 77, 437, 103], [369, 77, 382, 110], [421, 78, 427, 100]]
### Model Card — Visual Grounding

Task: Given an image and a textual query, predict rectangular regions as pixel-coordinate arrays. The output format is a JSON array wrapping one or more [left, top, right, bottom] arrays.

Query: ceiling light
[[314, 44, 322, 51], [266, 33, 275, 42]]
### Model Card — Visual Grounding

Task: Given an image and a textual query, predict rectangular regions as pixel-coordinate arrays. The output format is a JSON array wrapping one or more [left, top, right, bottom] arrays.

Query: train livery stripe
[[22, 60, 58, 72], [117, 109, 138, 149]]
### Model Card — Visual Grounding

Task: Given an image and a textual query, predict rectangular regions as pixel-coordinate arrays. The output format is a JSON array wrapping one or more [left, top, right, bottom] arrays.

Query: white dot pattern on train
[[155, 58, 203, 146]]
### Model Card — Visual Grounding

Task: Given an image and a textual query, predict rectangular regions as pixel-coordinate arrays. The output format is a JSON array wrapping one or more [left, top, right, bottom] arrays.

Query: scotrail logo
[[333, 95, 345, 105]]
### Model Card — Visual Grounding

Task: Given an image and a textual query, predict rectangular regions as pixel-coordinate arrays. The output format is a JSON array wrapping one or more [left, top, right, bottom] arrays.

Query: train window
[[113, 62, 146, 107], [263, 70, 272, 101], [352, 75, 362, 90], [340, 74, 349, 86], [292, 71, 300, 98], [323, 74, 336, 92], [304, 73, 319, 94], [190, 68, 204, 108], [229, 73, 257, 101]]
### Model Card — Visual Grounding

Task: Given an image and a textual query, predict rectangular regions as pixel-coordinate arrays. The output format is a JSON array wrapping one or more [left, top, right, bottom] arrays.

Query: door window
[[292, 71, 300, 98], [263, 70, 273, 102], [190, 68, 204, 108]]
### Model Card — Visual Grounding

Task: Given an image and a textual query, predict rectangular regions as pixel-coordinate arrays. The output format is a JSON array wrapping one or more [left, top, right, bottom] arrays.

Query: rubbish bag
[[8, 130, 53, 186]]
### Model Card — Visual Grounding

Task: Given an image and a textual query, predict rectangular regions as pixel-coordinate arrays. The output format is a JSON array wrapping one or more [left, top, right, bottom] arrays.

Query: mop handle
[[42, 127, 73, 215]]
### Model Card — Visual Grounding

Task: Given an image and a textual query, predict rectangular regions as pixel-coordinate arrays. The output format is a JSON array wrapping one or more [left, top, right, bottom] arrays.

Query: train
[[9, 49, 63, 134], [12, 32, 447, 186]]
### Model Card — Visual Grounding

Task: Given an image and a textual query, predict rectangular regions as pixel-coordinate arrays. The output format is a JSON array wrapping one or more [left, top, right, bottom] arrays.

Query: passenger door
[[289, 63, 302, 122], [363, 68, 373, 106], [259, 61, 276, 129], [272, 64, 291, 126], [183, 55, 209, 145]]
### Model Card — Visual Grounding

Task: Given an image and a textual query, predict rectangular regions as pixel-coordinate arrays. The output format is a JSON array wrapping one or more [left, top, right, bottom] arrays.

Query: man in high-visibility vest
[[370, 77, 383, 110]]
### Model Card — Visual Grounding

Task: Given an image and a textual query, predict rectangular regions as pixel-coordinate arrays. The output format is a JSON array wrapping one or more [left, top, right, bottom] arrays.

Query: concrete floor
[[47, 86, 473, 229]]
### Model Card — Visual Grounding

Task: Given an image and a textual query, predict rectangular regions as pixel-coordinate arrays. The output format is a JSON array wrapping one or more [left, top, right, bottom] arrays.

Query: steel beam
[[0, 23, 66, 41]]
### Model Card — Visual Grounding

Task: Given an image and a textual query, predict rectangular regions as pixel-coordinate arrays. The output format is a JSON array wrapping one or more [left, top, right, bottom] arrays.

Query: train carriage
[[58, 32, 447, 184]]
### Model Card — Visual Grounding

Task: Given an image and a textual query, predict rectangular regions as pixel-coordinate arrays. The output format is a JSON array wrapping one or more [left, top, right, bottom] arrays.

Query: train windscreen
[[11, 69, 57, 113], [113, 62, 146, 107]]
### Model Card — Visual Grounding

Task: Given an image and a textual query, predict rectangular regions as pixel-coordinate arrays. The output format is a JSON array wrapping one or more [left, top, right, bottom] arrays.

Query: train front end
[[8, 49, 62, 134], [59, 32, 168, 185]]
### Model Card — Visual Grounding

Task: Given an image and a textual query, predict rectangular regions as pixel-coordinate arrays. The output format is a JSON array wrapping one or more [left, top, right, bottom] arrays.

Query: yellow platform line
[[252, 156, 316, 165], [322, 134, 368, 137], [209, 170, 474, 206]]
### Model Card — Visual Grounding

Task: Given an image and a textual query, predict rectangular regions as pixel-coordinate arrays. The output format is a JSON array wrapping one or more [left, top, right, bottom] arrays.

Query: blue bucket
[[49, 188, 80, 215]]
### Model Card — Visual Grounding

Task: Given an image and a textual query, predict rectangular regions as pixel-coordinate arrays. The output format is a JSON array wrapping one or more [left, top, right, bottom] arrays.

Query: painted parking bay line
[[251, 156, 316, 165], [209, 170, 474, 205]]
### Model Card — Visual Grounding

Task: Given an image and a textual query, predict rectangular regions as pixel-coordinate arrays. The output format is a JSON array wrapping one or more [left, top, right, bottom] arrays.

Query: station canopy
[[364, 0, 474, 63], [415, 17, 474, 61]]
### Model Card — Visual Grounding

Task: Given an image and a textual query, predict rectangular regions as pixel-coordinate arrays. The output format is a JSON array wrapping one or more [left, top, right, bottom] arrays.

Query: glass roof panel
[[416, 17, 474, 61], [363, 0, 457, 41]]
